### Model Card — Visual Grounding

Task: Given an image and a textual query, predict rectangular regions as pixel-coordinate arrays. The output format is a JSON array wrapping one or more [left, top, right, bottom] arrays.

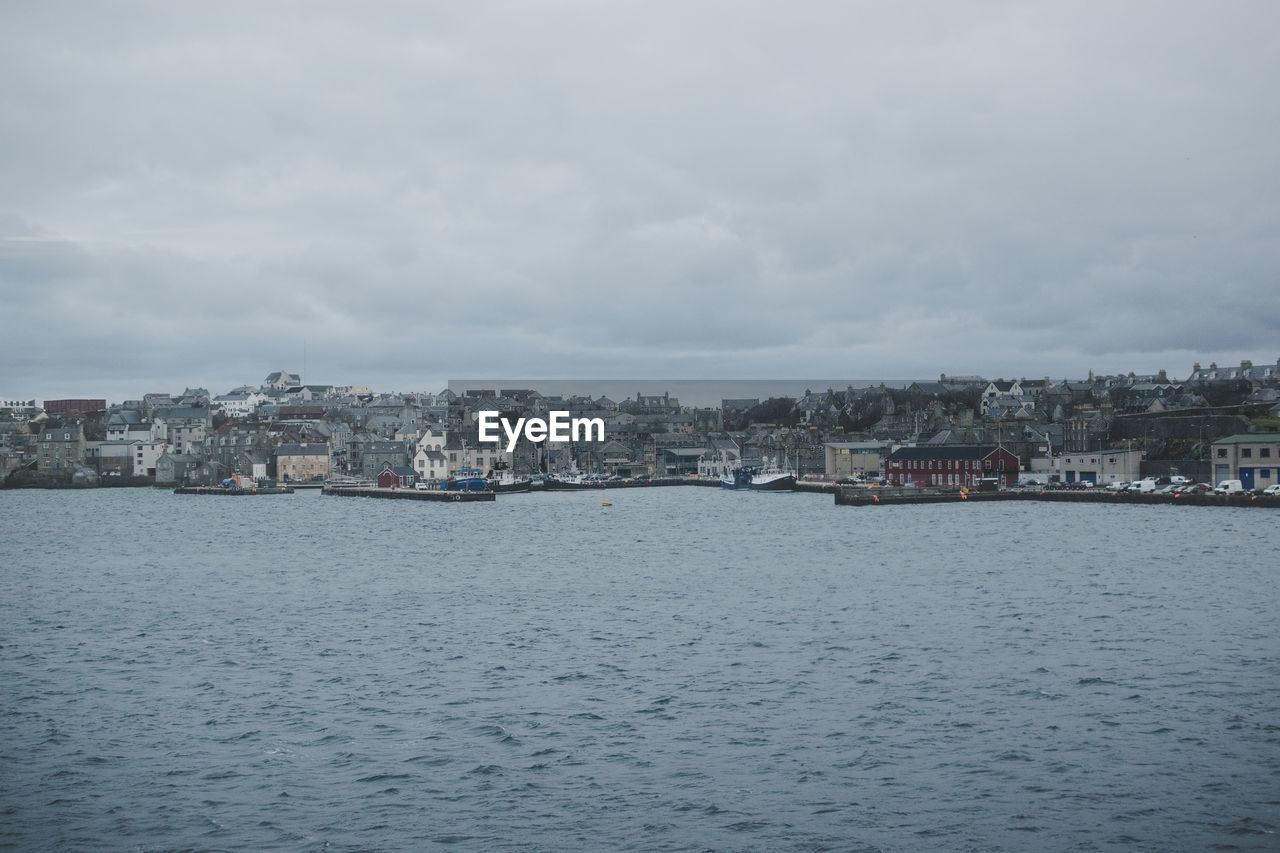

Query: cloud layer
[[3, 2, 1278, 401]]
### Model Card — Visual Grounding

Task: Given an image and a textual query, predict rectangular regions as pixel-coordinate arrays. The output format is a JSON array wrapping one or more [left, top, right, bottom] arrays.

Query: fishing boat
[[748, 466, 796, 491], [720, 466, 756, 489], [748, 455, 796, 491], [439, 467, 489, 492], [488, 467, 531, 493]]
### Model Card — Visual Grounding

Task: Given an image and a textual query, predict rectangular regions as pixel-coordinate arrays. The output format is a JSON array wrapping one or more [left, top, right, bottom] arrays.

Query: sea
[[1, 487, 1277, 852]]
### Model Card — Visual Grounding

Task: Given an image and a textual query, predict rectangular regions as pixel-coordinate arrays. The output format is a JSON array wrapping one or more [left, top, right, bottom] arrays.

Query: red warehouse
[[884, 445, 1020, 487]]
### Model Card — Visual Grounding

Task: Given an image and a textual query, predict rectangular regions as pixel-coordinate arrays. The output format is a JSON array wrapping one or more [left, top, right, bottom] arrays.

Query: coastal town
[[4, 358, 1280, 495]]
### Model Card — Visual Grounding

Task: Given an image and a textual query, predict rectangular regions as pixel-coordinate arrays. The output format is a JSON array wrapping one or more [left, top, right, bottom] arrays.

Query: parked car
[[1262, 484, 1280, 496], [1107, 481, 1129, 491], [1214, 479, 1245, 494]]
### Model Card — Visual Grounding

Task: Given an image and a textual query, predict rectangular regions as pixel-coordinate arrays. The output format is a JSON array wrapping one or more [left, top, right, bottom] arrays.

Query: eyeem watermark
[[477, 410, 605, 453]]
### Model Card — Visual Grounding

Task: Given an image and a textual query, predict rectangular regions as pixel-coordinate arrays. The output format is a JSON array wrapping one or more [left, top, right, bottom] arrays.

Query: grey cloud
[[2, 2, 1278, 401]]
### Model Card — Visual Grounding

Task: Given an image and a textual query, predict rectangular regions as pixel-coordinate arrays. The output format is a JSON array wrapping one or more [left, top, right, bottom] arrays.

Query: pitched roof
[[888, 445, 1004, 461], [275, 443, 329, 456], [909, 381, 948, 395], [1211, 433, 1280, 445]]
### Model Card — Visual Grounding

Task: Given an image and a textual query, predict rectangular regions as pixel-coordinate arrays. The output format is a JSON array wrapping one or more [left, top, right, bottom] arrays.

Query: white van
[[1130, 478, 1159, 493], [1214, 479, 1245, 494]]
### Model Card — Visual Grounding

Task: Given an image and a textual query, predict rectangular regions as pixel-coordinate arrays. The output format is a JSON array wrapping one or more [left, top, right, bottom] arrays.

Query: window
[[1217, 448, 1227, 458], [1262, 448, 1272, 458], [1242, 449, 1252, 458]]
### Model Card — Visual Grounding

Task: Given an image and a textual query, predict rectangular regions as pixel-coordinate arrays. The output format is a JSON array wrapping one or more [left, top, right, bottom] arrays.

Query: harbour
[[3, 487, 1276, 851]]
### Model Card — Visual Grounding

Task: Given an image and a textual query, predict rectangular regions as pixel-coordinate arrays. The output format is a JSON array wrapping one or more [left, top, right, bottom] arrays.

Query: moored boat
[[748, 457, 796, 491], [488, 469, 531, 493], [748, 469, 796, 491], [440, 468, 489, 491], [720, 467, 755, 489]]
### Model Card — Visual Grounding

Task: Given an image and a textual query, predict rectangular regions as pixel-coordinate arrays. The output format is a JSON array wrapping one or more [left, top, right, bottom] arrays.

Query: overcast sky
[[2, 1, 1277, 403]]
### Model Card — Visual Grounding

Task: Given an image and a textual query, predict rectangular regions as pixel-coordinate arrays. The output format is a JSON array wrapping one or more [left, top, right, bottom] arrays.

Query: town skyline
[[8, 355, 1271, 412], [4, 3, 1278, 407]]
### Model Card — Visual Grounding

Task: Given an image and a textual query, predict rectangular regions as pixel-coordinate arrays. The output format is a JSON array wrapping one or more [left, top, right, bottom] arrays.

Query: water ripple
[[1, 489, 1278, 851]]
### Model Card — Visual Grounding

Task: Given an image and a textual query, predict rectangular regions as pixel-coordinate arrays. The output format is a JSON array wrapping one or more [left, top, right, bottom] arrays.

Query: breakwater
[[834, 486, 1280, 508], [173, 485, 295, 495], [541, 477, 837, 492], [322, 485, 495, 501]]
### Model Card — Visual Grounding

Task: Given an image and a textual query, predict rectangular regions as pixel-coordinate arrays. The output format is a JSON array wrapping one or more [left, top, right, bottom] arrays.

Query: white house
[[413, 425, 449, 481], [981, 380, 1024, 415], [698, 447, 741, 478], [214, 391, 266, 418]]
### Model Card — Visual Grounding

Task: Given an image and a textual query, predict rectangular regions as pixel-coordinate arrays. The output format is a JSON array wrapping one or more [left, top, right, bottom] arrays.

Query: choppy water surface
[[2, 488, 1277, 851]]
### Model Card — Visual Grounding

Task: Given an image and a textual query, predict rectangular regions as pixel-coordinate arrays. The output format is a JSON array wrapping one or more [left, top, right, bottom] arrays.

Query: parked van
[[1214, 479, 1245, 494], [1131, 478, 1159, 493]]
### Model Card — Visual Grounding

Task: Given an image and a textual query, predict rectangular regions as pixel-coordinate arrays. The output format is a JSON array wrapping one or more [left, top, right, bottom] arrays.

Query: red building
[[884, 445, 1020, 487], [376, 464, 418, 489], [43, 399, 107, 418]]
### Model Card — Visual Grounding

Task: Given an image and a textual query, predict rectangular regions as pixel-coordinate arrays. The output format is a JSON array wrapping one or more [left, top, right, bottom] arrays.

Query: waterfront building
[[37, 424, 85, 473], [1211, 434, 1280, 490], [1050, 448, 1144, 486], [661, 446, 706, 476], [275, 442, 331, 482], [154, 452, 200, 485], [413, 425, 449, 481], [824, 441, 888, 478], [697, 439, 741, 479], [376, 463, 418, 489], [884, 445, 1020, 487]]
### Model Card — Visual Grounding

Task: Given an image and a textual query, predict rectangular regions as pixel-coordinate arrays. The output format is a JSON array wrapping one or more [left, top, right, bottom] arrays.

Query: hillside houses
[[8, 357, 1280, 489]]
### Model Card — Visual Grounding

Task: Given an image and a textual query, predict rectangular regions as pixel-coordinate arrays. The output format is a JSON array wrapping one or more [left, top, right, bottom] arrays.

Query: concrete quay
[[322, 485, 495, 502], [834, 486, 1280, 509], [173, 485, 295, 495]]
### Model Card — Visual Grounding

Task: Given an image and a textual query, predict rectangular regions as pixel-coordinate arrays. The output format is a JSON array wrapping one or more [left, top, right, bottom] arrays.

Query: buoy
[[602, 500, 612, 506]]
